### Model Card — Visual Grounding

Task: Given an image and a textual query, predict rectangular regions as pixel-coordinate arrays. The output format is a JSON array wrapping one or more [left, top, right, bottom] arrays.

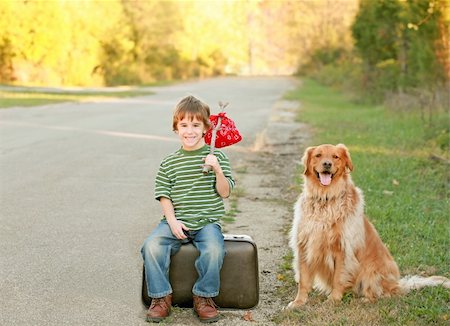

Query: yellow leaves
[[407, 0, 438, 31], [382, 179, 399, 196], [407, 23, 419, 31], [242, 310, 255, 322], [376, 59, 397, 69], [383, 179, 399, 196]]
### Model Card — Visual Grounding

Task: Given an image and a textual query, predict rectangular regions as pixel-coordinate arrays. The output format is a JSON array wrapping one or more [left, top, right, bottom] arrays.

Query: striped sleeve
[[217, 150, 235, 191], [154, 161, 171, 201]]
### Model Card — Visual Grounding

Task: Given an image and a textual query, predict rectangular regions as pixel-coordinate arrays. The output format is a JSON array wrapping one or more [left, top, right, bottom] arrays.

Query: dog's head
[[302, 144, 353, 187]]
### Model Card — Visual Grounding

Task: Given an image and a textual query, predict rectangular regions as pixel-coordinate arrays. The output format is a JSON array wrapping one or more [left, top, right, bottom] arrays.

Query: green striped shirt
[[154, 145, 235, 230]]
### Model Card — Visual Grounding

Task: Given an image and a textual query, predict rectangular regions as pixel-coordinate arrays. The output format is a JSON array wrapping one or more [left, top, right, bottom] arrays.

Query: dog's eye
[[315, 154, 321, 158], [333, 155, 339, 159]]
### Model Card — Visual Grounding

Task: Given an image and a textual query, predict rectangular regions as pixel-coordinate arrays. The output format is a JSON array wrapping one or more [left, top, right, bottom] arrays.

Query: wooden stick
[[202, 102, 228, 174]]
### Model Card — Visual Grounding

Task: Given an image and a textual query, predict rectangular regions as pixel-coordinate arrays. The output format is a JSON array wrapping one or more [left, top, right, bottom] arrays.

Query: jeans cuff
[[192, 290, 219, 297], [149, 290, 172, 298]]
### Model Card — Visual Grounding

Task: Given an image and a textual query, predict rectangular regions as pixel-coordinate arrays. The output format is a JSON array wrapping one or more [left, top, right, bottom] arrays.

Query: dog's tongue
[[319, 173, 332, 186]]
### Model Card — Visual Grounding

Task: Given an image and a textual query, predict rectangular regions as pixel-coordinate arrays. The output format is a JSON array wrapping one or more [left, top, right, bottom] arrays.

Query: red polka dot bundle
[[204, 112, 242, 148]]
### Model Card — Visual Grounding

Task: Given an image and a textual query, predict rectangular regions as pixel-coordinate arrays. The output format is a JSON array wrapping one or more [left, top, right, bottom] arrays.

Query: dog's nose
[[323, 161, 332, 170]]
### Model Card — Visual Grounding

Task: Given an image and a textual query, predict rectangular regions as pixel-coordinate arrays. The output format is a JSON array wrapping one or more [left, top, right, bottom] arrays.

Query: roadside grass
[[276, 79, 449, 325], [0, 87, 155, 108], [222, 186, 245, 226], [221, 164, 248, 227], [221, 183, 245, 227]]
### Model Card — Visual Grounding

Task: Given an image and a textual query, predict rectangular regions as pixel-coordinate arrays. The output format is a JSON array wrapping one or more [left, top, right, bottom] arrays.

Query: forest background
[[1, 0, 448, 105]]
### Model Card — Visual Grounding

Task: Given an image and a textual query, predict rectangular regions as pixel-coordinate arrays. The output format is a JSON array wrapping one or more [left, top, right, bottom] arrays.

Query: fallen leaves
[[242, 311, 255, 322]]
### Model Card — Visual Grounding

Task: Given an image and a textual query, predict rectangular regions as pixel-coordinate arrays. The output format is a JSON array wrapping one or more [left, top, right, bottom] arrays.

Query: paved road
[[0, 77, 295, 325]]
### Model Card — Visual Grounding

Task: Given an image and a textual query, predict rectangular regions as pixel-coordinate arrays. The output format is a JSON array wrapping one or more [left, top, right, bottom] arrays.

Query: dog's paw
[[326, 291, 343, 304], [285, 300, 306, 310], [360, 296, 377, 304], [360, 297, 371, 304]]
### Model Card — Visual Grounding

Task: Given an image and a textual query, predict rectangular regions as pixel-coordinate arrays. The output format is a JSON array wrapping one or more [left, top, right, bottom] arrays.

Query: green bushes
[[298, 0, 449, 111]]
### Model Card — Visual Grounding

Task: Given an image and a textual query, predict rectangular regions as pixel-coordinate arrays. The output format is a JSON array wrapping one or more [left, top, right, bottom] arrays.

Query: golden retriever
[[287, 144, 449, 308]]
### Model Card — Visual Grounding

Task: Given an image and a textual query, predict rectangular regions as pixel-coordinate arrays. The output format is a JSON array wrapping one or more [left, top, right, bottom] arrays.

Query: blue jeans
[[141, 221, 225, 298]]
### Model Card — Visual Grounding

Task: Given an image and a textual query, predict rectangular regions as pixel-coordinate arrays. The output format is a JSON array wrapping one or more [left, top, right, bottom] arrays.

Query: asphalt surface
[[0, 76, 296, 325]]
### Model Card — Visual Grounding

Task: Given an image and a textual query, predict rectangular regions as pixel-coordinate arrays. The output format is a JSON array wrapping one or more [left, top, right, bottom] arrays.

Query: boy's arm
[[159, 197, 189, 239], [215, 170, 231, 198], [204, 154, 231, 198]]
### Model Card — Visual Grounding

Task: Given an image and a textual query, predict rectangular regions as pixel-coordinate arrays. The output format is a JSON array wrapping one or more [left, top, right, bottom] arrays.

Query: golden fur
[[287, 144, 449, 308]]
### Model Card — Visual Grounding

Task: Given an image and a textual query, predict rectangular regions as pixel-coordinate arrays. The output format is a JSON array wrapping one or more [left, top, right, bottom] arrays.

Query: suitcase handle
[[223, 234, 253, 242]]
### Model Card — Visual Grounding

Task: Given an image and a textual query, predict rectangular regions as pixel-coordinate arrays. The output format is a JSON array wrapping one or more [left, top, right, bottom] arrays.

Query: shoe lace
[[150, 297, 168, 309], [197, 297, 218, 309]]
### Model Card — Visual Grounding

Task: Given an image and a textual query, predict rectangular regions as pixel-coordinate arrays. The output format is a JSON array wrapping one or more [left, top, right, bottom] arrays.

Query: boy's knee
[[142, 237, 161, 256], [204, 242, 225, 259]]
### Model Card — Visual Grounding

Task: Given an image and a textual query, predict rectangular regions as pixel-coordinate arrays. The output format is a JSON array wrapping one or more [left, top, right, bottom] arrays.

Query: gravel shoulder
[[157, 99, 311, 325]]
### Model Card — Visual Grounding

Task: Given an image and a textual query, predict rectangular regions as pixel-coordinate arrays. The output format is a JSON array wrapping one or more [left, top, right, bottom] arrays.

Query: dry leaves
[[242, 311, 255, 322]]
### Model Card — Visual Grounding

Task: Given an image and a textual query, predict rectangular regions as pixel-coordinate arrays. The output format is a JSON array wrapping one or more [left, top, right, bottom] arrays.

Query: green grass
[[278, 79, 449, 325], [0, 87, 155, 108], [221, 186, 245, 226]]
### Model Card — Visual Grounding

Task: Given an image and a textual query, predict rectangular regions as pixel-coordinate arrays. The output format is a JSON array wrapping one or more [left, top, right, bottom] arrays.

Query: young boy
[[141, 95, 235, 323]]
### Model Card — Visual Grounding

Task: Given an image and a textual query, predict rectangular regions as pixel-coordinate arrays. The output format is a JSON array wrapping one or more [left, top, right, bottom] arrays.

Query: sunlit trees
[[289, 0, 358, 70], [0, 0, 125, 86], [101, 0, 183, 84], [0, 1, 70, 84], [2, 0, 444, 96], [0, 0, 359, 86]]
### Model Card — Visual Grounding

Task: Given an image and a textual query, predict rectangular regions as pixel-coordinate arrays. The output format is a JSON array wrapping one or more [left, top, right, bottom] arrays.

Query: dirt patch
[[161, 99, 311, 325]]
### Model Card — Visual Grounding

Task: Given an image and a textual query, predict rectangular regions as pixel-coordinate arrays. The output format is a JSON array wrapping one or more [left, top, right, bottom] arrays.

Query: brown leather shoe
[[146, 294, 172, 323], [193, 295, 219, 323]]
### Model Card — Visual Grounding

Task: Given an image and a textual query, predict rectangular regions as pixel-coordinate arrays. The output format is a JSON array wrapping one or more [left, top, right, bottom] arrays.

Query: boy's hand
[[168, 219, 190, 240], [204, 154, 222, 174]]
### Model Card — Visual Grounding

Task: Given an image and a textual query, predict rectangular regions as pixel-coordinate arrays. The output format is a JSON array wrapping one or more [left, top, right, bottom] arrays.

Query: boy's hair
[[172, 95, 211, 131]]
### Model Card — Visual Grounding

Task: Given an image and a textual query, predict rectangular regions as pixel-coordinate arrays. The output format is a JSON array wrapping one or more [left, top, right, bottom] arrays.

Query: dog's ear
[[301, 146, 315, 175], [337, 144, 353, 172]]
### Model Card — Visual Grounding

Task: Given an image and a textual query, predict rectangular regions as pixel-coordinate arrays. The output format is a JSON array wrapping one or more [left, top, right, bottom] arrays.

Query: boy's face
[[175, 115, 206, 151]]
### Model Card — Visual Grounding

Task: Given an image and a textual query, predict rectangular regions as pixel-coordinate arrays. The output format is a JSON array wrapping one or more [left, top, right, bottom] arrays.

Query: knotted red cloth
[[204, 112, 242, 148]]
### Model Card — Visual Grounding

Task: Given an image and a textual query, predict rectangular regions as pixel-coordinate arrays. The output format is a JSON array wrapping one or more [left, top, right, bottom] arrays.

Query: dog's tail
[[399, 275, 450, 293]]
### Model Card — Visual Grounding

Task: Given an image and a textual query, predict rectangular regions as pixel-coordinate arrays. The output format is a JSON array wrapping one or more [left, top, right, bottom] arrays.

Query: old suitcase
[[142, 234, 259, 309]]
